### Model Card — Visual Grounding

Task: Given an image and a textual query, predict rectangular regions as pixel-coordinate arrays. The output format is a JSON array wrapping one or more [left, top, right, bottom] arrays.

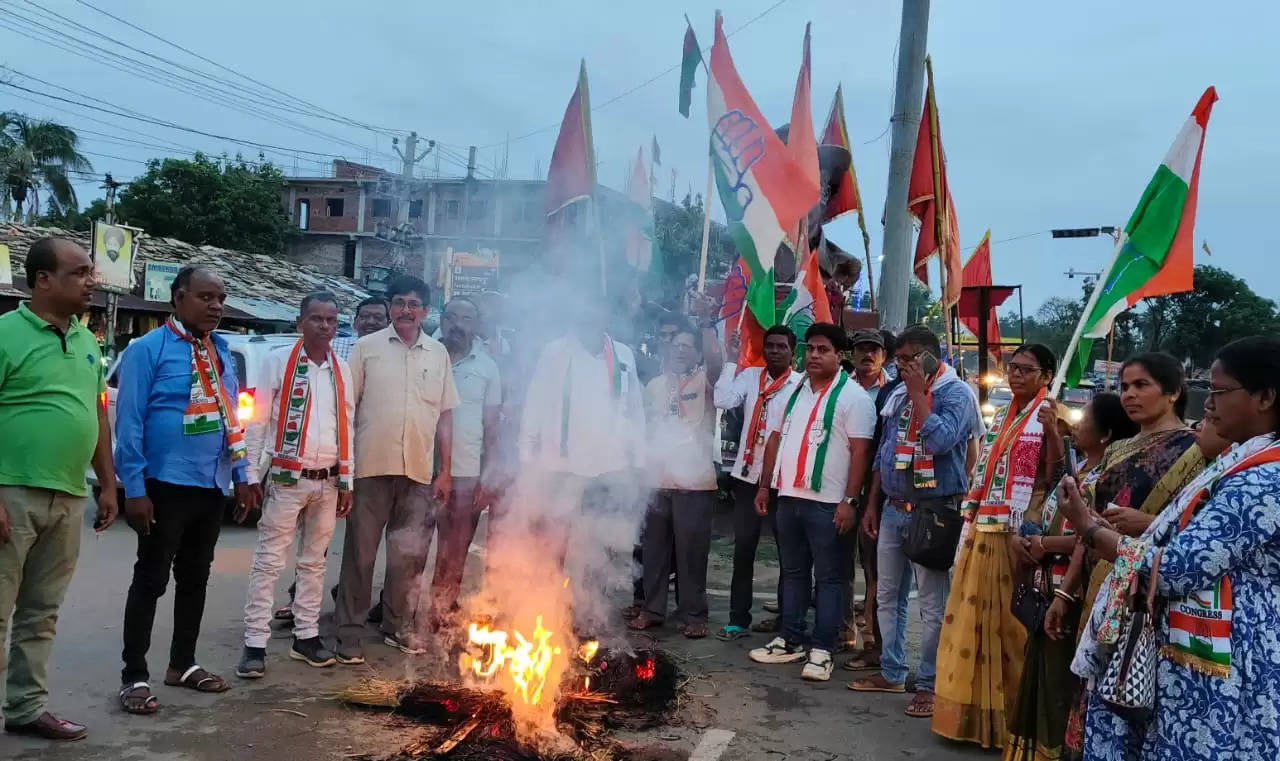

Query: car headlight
[[1067, 407, 1084, 423], [981, 402, 996, 415]]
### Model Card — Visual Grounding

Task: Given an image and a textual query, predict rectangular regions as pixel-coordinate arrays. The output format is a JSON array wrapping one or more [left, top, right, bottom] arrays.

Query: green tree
[[651, 192, 735, 304], [113, 152, 290, 254], [36, 196, 107, 231], [0, 112, 92, 222], [1146, 265, 1280, 369]]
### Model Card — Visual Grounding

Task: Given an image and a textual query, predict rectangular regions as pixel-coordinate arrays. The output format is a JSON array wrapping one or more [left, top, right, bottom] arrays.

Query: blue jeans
[[776, 496, 848, 653], [875, 500, 954, 692]]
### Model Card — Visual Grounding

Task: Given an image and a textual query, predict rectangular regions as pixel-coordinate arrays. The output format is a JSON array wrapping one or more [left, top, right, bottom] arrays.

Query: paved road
[[2, 502, 984, 761]]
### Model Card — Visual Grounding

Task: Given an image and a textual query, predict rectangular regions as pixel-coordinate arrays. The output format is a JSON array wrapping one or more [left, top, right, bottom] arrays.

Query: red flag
[[785, 24, 819, 194], [545, 60, 596, 216], [907, 85, 962, 306], [720, 257, 766, 370], [958, 230, 1002, 360], [820, 84, 861, 222]]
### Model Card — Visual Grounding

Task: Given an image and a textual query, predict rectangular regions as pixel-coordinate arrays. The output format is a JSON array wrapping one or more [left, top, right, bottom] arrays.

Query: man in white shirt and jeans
[[238, 292, 355, 678], [749, 323, 875, 682], [712, 324, 802, 640]]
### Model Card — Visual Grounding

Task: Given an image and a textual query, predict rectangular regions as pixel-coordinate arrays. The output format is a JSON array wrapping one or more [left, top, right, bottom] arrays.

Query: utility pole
[[878, 0, 930, 332], [391, 131, 434, 275], [101, 173, 122, 355]]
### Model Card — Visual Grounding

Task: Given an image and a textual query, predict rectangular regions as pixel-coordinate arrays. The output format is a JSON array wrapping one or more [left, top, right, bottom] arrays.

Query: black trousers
[[121, 480, 224, 684], [728, 479, 782, 629]]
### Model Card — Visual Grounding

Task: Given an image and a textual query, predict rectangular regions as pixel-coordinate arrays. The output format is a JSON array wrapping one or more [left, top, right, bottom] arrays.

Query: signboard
[[1093, 359, 1123, 377], [143, 261, 182, 302], [92, 221, 138, 291], [0, 243, 10, 289], [446, 250, 499, 300]]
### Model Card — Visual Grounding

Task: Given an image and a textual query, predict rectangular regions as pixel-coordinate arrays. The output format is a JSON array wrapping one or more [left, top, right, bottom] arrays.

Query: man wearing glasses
[[334, 276, 459, 662], [851, 325, 980, 714]]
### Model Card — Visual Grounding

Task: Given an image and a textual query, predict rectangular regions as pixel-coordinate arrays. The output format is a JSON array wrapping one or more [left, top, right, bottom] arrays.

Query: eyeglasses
[[390, 298, 423, 310], [1007, 362, 1043, 376], [1206, 385, 1246, 401]]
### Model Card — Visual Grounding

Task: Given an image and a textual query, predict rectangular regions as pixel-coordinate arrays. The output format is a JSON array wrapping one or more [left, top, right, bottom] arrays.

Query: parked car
[[1060, 383, 1096, 424], [981, 385, 1013, 427], [90, 331, 300, 523]]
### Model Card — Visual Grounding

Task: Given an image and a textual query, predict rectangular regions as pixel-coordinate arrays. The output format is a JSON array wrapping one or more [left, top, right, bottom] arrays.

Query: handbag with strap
[[903, 497, 964, 572], [1011, 564, 1052, 633], [1097, 550, 1163, 722]]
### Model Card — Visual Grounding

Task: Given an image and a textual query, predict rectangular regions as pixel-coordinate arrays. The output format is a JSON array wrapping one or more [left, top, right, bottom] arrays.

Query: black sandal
[[164, 665, 230, 693], [119, 682, 159, 714]]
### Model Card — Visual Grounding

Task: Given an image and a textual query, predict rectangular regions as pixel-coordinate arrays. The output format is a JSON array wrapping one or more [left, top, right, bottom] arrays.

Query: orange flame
[[465, 616, 562, 706], [577, 640, 599, 663]]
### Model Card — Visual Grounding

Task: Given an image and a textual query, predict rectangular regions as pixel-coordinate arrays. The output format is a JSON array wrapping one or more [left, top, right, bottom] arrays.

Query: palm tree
[[0, 112, 92, 223]]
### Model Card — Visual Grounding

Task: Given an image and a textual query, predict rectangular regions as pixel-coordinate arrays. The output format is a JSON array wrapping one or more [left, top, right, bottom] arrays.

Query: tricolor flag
[[707, 12, 819, 329], [679, 23, 703, 118], [624, 147, 654, 271], [719, 256, 767, 371], [781, 246, 834, 360], [1063, 87, 1218, 388]]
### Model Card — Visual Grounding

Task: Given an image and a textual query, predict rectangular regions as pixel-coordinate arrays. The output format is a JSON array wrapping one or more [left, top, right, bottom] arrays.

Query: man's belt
[[300, 464, 339, 481]]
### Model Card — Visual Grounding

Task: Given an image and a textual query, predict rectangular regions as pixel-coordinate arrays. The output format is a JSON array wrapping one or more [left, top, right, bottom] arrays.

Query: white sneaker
[[801, 648, 834, 681], [748, 637, 807, 664]]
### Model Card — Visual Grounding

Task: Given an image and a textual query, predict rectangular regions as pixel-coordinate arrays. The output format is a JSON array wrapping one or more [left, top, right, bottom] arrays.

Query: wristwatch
[[844, 495, 862, 510]]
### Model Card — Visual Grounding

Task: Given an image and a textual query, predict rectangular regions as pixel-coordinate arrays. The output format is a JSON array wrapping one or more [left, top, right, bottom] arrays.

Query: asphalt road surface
[[1, 501, 984, 761]]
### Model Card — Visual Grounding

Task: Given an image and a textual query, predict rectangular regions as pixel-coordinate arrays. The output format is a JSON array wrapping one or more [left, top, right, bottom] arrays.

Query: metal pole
[[977, 286, 990, 406], [1051, 232, 1127, 395], [101, 175, 120, 356], [877, 0, 930, 332]]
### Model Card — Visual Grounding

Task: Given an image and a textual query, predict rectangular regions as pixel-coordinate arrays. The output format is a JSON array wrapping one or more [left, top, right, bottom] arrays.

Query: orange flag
[[785, 24, 819, 192], [545, 60, 596, 216], [906, 85, 962, 306], [958, 230, 1002, 360]]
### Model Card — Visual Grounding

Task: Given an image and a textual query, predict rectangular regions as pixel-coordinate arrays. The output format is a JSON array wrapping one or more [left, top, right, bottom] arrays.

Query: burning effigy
[[335, 641, 682, 760]]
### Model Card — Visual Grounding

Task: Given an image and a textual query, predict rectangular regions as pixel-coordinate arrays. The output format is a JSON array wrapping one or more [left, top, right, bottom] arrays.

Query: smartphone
[[918, 350, 940, 377], [1063, 436, 1080, 479]]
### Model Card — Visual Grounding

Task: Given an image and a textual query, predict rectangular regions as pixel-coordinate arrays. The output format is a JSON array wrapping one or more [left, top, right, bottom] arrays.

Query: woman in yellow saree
[[932, 344, 1062, 746]]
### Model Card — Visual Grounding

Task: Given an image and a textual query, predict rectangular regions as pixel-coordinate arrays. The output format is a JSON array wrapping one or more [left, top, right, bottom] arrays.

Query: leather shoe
[[4, 712, 88, 741]]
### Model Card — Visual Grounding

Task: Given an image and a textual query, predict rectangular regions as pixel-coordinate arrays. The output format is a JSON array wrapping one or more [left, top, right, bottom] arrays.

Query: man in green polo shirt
[[0, 237, 118, 742]]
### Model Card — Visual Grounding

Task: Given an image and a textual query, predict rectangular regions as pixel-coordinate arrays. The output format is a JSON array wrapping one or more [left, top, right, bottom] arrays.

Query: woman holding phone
[[1004, 392, 1137, 761], [1053, 353, 1206, 761], [932, 344, 1062, 748]]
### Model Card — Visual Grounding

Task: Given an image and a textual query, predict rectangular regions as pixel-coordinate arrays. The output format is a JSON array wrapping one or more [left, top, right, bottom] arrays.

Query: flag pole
[[924, 56, 955, 358], [688, 12, 714, 295], [857, 208, 876, 310], [1051, 230, 1127, 396]]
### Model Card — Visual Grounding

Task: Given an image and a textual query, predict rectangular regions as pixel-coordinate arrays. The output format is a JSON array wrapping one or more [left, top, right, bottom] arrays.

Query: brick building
[[282, 160, 567, 296]]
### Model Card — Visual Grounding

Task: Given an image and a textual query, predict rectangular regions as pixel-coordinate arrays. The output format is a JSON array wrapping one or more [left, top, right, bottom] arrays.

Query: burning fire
[[464, 616, 563, 706]]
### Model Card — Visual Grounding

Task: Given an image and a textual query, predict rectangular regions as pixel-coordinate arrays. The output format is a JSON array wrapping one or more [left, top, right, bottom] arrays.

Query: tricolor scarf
[[1161, 438, 1280, 677], [666, 368, 705, 419], [740, 368, 792, 478], [1042, 463, 1102, 587], [560, 334, 623, 458], [891, 365, 947, 489], [776, 371, 850, 492], [268, 340, 353, 491], [165, 317, 246, 464], [963, 387, 1047, 533], [1072, 434, 1279, 684]]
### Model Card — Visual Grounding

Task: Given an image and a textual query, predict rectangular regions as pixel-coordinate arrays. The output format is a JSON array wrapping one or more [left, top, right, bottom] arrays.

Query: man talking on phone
[[850, 325, 980, 719]]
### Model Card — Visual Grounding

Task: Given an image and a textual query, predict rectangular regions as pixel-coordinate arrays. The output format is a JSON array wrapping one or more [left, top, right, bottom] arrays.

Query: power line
[[0, 78, 382, 161], [70, 0, 404, 136], [0, 8, 396, 158], [475, 0, 792, 149]]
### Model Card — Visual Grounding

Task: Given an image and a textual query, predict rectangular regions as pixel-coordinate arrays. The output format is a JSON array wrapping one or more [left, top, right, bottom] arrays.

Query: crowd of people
[[2, 236, 1279, 761]]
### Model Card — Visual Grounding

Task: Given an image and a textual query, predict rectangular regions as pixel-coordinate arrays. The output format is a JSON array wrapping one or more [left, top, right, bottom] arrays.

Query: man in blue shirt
[[114, 266, 261, 714], [851, 325, 979, 718]]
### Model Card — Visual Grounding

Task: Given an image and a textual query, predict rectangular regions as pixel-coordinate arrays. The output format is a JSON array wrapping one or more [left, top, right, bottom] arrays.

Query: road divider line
[[690, 729, 735, 760]]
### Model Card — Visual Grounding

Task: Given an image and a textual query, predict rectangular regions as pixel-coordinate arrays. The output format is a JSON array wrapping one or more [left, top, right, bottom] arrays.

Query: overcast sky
[[2, 0, 1274, 312]]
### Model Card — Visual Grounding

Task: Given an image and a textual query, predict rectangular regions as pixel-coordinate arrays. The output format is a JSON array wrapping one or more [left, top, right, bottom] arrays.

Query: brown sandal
[[750, 617, 778, 633], [682, 622, 708, 639], [847, 673, 906, 693], [118, 682, 159, 714], [164, 665, 230, 693], [905, 690, 935, 718], [841, 648, 882, 671]]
